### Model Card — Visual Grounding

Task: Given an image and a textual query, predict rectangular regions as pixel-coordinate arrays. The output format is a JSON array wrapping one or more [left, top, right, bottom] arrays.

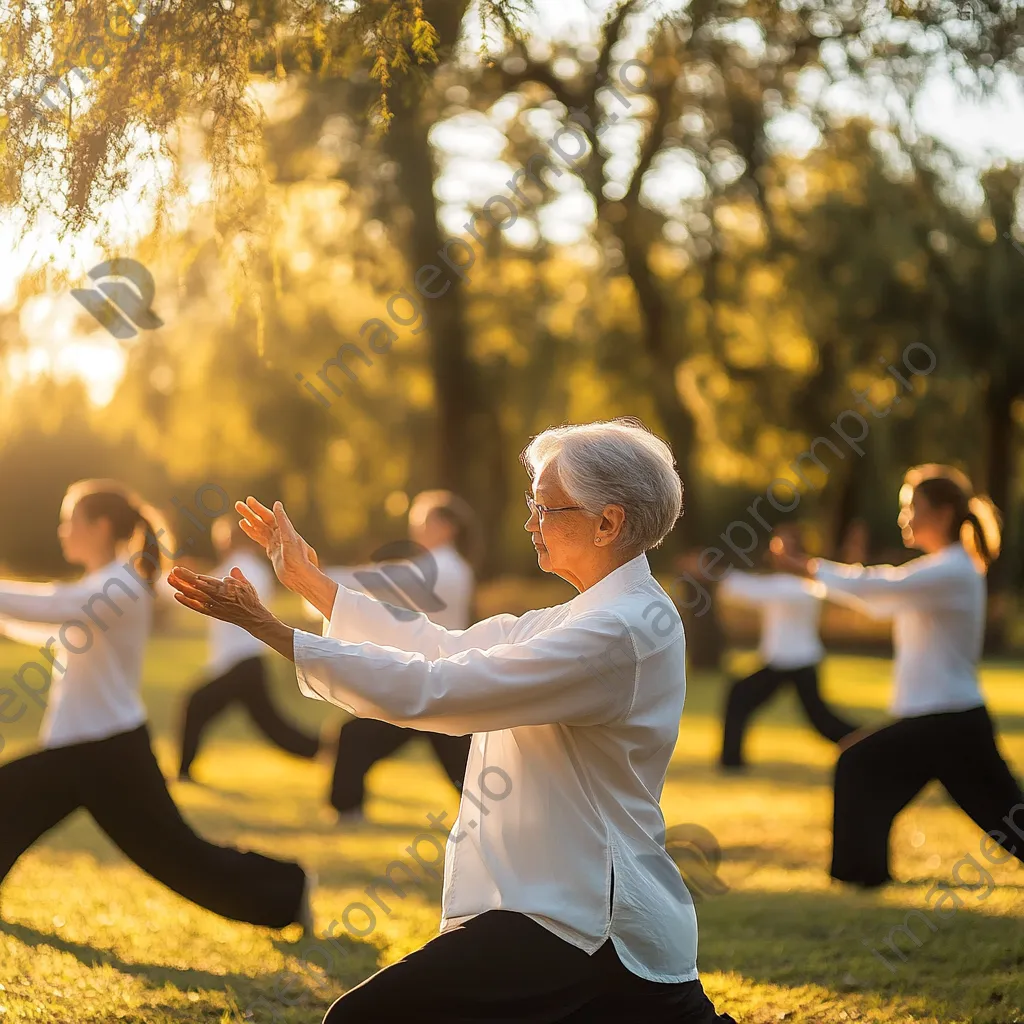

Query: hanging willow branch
[[0, 0, 531, 231]]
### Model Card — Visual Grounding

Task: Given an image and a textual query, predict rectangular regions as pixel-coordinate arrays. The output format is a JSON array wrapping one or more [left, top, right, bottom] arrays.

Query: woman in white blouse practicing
[[0, 480, 312, 932], [178, 517, 320, 781], [718, 523, 857, 769], [320, 491, 478, 823], [169, 419, 737, 1024], [774, 464, 1024, 887]]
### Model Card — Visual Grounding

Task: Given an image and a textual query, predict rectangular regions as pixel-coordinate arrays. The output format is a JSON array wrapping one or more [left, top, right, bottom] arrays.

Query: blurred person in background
[[317, 490, 480, 823], [774, 464, 1024, 887], [169, 418, 738, 1024], [178, 517, 320, 782], [0, 480, 313, 932], [715, 523, 858, 771]]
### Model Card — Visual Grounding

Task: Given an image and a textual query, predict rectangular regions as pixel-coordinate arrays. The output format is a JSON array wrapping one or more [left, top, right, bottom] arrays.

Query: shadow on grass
[[698, 885, 1024, 1011], [0, 919, 258, 993]]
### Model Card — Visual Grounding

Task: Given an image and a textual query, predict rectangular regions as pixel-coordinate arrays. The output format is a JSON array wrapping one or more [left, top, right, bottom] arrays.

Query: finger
[[236, 501, 269, 531], [192, 571, 231, 586], [273, 501, 300, 542], [169, 564, 199, 583], [177, 576, 225, 599], [238, 518, 265, 544], [167, 571, 203, 596], [169, 578, 212, 603], [228, 566, 252, 586], [244, 496, 276, 526], [173, 591, 210, 614]]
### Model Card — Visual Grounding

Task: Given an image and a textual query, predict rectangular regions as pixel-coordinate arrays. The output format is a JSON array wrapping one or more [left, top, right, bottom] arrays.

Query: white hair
[[521, 417, 683, 553]]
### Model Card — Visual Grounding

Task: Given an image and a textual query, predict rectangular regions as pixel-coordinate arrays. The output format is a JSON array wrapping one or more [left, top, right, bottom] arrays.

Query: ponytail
[[903, 465, 1002, 574], [962, 495, 1002, 571], [65, 479, 174, 588]]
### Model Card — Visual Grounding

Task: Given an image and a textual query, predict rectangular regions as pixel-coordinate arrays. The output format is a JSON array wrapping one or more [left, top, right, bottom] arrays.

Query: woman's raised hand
[[236, 497, 319, 590]]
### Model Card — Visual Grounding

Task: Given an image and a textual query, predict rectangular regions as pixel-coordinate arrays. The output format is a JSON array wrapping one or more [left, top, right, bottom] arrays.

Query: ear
[[595, 505, 626, 547]]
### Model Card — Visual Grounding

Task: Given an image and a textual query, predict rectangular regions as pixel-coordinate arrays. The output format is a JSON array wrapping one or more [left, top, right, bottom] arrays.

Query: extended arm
[[292, 611, 636, 735], [167, 566, 613, 735], [719, 571, 818, 605], [0, 577, 103, 624], [811, 554, 970, 619]]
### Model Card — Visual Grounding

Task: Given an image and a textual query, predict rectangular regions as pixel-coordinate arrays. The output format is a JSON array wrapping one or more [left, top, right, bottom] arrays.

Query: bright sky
[[2, 0, 1022, 404]]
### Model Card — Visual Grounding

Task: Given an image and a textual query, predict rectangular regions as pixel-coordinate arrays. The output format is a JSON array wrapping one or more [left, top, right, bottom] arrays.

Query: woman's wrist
[[290, 565, 339, 620], [249, 613, 296, 662]]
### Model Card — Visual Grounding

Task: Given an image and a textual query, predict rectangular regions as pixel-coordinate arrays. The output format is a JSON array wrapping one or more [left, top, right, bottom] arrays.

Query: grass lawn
[[0, 614, 1022, 1023]]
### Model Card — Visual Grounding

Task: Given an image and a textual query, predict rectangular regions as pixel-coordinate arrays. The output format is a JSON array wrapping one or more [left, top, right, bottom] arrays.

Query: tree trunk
[[617, 222, 717, 667], [380, 2, 507, 568], [618, 223, 701, 544]]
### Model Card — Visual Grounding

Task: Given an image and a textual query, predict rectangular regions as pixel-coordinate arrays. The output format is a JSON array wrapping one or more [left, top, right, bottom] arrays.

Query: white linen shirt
[[719, 572, 825, 669], [293, 553, 699, 983], [813, 543, 985, 717], [0, 561, 151, 747], [207, 551, 275, 676]]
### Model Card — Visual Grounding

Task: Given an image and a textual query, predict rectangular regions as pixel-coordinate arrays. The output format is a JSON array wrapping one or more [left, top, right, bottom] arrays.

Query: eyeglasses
[[525, 492, 586, 520]]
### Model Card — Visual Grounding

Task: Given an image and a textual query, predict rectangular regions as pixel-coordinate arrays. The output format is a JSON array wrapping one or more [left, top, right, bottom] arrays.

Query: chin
[[535, 549, 552, 572]]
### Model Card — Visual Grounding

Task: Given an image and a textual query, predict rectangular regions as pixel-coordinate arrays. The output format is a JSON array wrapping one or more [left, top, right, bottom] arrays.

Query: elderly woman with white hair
[[167, 418, 736, 1024]]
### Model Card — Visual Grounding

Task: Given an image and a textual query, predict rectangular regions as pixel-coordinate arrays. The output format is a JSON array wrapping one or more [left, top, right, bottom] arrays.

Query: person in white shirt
[[0, 479, 313, 932], [774, 464, 1024, 888], [717, 523, 857, 769], [320, 491, 479, 823], [178, 518, 320, 781], [168, 418, 737, 1024]]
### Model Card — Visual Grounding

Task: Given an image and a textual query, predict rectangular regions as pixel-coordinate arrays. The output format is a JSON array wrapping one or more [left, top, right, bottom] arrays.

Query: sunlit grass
[[0, 620, 1021, 1023]]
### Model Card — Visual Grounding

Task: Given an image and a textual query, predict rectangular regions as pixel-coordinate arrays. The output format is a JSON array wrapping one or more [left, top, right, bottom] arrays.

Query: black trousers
[[179, 656, 320, 777], [322, 909, 737, 1023], [720, 663, 857, 767], [831, 705, 1024, 887], [331, 718, 471, 814], [0, 725, 306, 928]]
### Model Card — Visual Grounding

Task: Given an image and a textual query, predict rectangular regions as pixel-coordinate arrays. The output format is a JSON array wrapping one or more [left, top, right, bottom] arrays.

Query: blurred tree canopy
[[1, 0, 1023, 654]]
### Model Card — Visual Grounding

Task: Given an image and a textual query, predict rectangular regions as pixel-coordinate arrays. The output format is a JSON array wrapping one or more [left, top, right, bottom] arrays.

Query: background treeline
[[1, 1, 1022, 651]]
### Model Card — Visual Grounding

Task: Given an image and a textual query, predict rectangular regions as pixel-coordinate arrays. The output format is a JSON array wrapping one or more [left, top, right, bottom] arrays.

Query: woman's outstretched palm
[[236, 497, 318, 589]]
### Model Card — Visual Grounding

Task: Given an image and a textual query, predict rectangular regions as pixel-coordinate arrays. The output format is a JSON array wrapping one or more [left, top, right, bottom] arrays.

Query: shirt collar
[[568, 552, 653, 616]]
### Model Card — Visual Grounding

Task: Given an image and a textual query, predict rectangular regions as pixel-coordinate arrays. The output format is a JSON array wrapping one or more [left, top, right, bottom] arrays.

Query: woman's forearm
[[249, 615, 298, 662], [289, 565, 340, 621]]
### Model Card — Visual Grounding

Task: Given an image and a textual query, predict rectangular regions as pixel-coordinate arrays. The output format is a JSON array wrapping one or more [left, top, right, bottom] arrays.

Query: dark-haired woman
[[774, 464, 1024, 887], [321, 490, 479, 823], [0, 480, 313, 931]]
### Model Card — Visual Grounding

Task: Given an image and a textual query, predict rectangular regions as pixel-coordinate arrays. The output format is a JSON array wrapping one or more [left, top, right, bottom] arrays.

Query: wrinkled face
[[898, 488, 953, 553], [525, 461, 598, 579], [57, 499, 113, 567]]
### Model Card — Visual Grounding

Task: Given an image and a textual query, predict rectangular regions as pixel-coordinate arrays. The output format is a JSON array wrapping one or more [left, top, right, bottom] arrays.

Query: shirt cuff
[[294, 629, 358, 713]]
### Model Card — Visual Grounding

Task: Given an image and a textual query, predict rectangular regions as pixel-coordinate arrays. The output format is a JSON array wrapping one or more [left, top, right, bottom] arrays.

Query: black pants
[[0, 725, 306, 928], [720, 663, 857, 767], [331, 718, 471, 814], [179, 656, 320, 777], [831, 705, 1024, 887], [322, 909, 737, 1023]]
